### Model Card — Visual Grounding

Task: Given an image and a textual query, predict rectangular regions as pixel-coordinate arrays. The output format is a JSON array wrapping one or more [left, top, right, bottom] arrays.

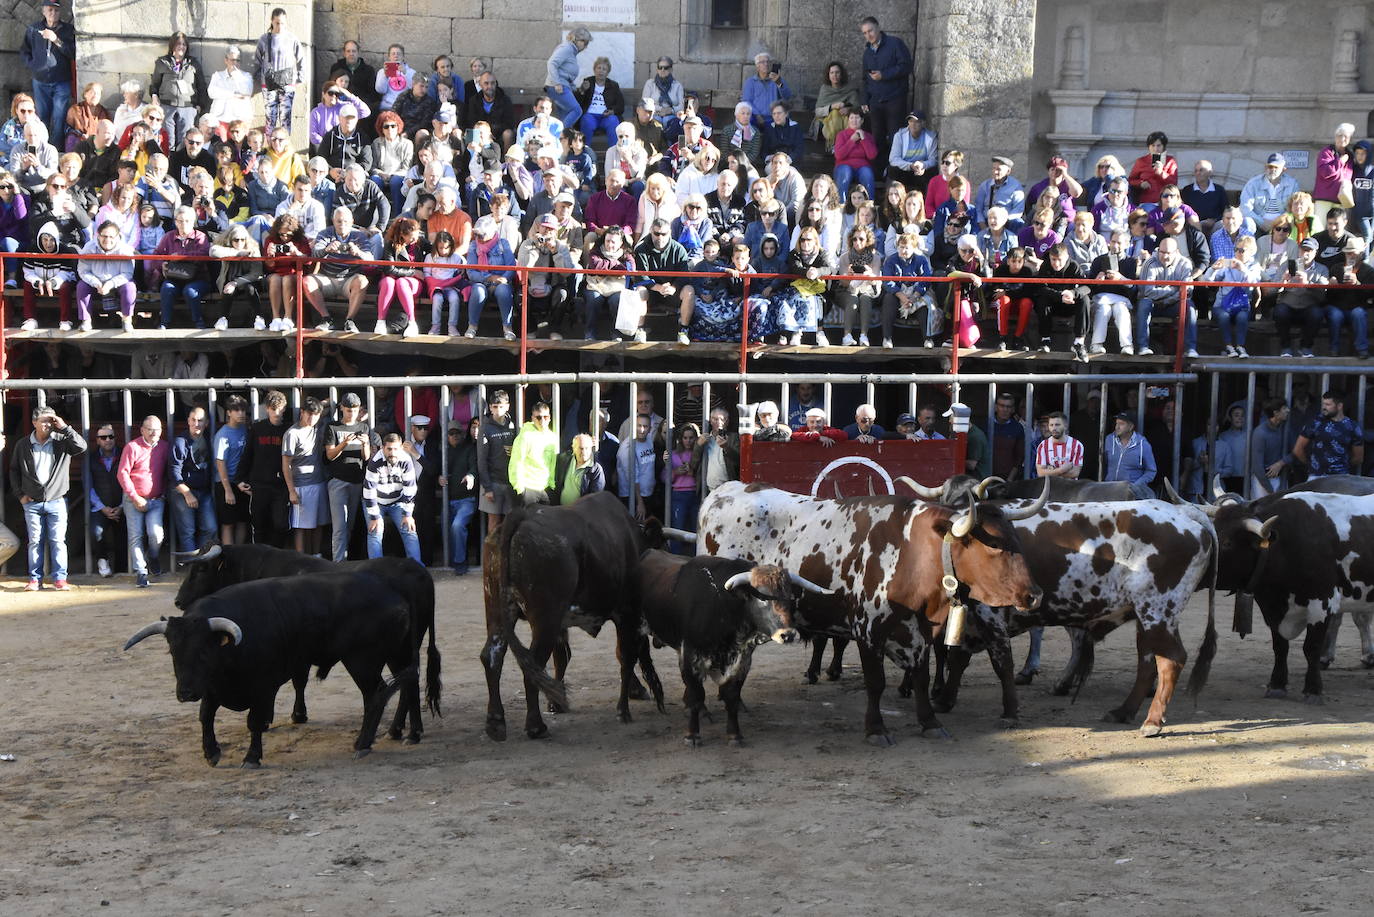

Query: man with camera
[[1275, 237, 1329, 358], [303, 205, 374, 332], [742, 52, 792, 129]]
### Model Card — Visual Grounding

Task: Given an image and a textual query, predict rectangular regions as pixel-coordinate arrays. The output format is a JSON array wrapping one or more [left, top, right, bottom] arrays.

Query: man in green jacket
[[508, 401, 558, 506]]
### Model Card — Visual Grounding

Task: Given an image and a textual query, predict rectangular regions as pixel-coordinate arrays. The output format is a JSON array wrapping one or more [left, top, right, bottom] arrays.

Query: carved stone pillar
[[1333, 30, 1360, 94], [1059, 25, 1087, 91]]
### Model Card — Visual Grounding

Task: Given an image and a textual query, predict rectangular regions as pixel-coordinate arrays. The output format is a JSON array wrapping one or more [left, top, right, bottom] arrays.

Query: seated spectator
[[813, 61, 859, 151], [1274, 236, 1328, 357], [304, 155, 334, 215], [1144, 185, 1198, 235], [1127, 131, 1177, 209], [334, 163, 390, 256], [304, 206, 373, 331], [642, 57, 685, 139], [309, 81, 370, 149], [318, 104, 371, 180], [1181, 159, 1227, 234], [1092, 176, 1133, 238], [1064, 210, 1106, 273], [575, 56, 625, 142], [923, 149, 964, 218], [516, 96, 565, 147], [374, 44, 417, 112], [64, 81, 108, 153], [604, 124, 648, 197], [274, 174, 327, 240], [887, 111, 937, 191], [793, 407, 848, 445], [835, 224, 882, 346], [75, 119, 120, 190], [264, 125, 305, 185], [671, 194, 715, 263], [1032, 242, 1090, 358], [262, 212, 309, 330], [119, 105, 170, 153], [679, 240, 773, 344], [931, 175, 976, 241], [843, 403, 887, 442], [428, 54, 463, 107], [95, 181, 139, 249], [720, 101, 762, 166], [1079, 153, 1126, 207], [742, 52, 792, 126], [779, 226, 832, 346], [1123, 207, 1153, 259], [1240, 153, 1300, 234], [974, 155, 1024, 230], [9, 119, 58, 193], [991, 245, 1036, 351], [207, 223, 266, 330], [1026, 155, 1081, 227], [465, 70, 515, 150], [760, 101, 804, 166], [977, 204, 1016, 266], [882, 230, 935, 346], [705, 169, 746, 246], [636, 172, 680, 238], [1311, 206, 1355, 275], [582, 226, 642, 341], [110, 83, 144, 140], [1208, 235, 1261, 358], [766, 150, 807, 225], [518, 216, 577, 340], [1327, 236, 1373, 358], [149, 205, 211, 329], [1017, 206, 1060, 270], [1135, 236, 1196, 357], [1086, 230, 1139, 355], [75, 219, 137, 332], [464, 215, 516, 340], [832, 111, 877, 201], [753, 400, 792, 441], [375, 216, 426, 337]]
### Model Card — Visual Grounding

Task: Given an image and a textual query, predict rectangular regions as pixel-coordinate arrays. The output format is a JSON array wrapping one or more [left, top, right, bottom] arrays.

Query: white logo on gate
[[810, 455, 896, 498]]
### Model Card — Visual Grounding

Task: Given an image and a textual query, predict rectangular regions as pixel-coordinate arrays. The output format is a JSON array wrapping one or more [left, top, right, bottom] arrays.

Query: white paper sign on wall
[[573, 30, 636, 88], [563, 0, 636, 26]]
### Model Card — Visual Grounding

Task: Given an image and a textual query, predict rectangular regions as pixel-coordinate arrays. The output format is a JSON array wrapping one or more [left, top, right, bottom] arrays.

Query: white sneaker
[[464, 327, 477, 338], [403, 321, 419, 338], [253, 315, 267, 330], [1138, 346, 1154, 356], [58, 320, 71, 332], [814, 330, 830, 346], [20, 318, 37, 331], [789, 332, 802, 346], [314, 319, 332, 332], [342, 319, 359, 333], [97, 558, 112, 578], [677, 329, 690, 346], [214, 317, 229, 331], [1222, 344, 1237, 358], [1088, 344, 1106, 355], [373, 320, 389, 335], [632, 329, 647, 343], [121, 318, 133, 333], [858, 334, 870, 347], [1120, 345, 1134, 356], [79, 319, 92, 332], [840, 333, 856, 346], [882, 338, 893, 349], [1236, 346, 1249, 359], [281, 317, 295, 332], [1184, 348, 1199, 358]]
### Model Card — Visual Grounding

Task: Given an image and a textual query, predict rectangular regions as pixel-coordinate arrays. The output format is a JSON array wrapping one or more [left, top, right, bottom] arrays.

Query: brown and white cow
[[698, 481, 1047, 745]]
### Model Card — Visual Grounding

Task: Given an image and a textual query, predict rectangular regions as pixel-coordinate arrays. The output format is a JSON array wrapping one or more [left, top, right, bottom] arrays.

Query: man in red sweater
[[792, 407, 849, 446], [117, 414, 171, 587], [583, 168, 638, 248]]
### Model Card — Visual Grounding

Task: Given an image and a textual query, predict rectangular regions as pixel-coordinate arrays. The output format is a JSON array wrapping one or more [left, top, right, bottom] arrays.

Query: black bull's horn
[[123, 616, 242, 651]]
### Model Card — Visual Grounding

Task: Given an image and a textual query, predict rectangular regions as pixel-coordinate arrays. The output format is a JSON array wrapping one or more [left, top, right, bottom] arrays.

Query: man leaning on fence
[[364, 432, 422, 563]]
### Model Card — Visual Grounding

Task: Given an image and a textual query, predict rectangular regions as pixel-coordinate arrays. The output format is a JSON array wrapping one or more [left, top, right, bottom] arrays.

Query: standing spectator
[[742, 52, 792, 127], [1103, 413, 1157, 499], [235, 388, 290, 548], [208, 45, 255, 139], [697, 408, 738, 497], [254, 7, 306, 133], [477, 390, 517, 531], [401, 414, 442, 565], [1314, 123, 1356, 226], [545, 27, 591, 130], [508, 401, 559, 506], [11, 405, 85, 590], [213, 394, 250, 546], [117, 415, 169, 588], [441, 418, 480, 573], [282, 396, 326, 557], [21, 1, 75, 147], [363, 433, 421, 562], [989, 392, 1025, 480], [553, 432, 606, 507], [1327, 236, 1373, 358], [1034, 412, 1083, 479], [333, 41, 380, 116], [1294, 390, 1364, 479], [88, 422, 124, 577], [170, 404, 217, 556], [1250, 399, 1293, 497], [1240, 153, 1301, 234], [617, 412, 662, 520], [663, 422, 700, 554], [1127, 131, 1177, 209], [859, 16, 913, 169], [148, 32, 206, 149], [323, 393, 379, 562]]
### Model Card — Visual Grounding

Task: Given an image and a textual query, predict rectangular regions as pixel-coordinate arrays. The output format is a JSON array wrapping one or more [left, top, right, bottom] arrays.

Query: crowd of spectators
[[7, 6, 1370, 356]]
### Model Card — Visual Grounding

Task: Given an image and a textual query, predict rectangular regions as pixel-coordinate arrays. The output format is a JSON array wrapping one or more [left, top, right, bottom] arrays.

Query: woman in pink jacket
[[832, 111, 877, 201], [1313, 122, 1357, 225]]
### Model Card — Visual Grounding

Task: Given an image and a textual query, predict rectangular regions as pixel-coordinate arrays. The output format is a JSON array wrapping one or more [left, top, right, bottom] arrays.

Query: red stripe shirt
[[1035, 435, 1083, 471]]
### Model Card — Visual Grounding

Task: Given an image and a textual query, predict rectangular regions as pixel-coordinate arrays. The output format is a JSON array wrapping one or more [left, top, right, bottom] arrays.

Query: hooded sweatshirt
[[508, 420, 559, 493], [23, 221, 74, 284], [77, 235, 135, 288]]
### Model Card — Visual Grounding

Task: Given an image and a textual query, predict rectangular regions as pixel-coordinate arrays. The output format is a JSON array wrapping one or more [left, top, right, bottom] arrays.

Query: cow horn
[[788, 572, 834, 594], [896, 475, 944, 500], [1002, 478, 1052, 521], [951, 502, 977, 538], [1211, 474, 1228, 502], [175, 543, 222, 564], [123, 620, 169, 650], [207, 617, 243, 646], [661, 527, 698, 543], [1162, 477, 1185, 504], [1251, 475, 1269, 499], [974, 476, 1006, 499], [833, 481, 843, 499], [1243, 517, 1279, 542], [724, 572, 753, 593], [1197, 501, 1220, 518]]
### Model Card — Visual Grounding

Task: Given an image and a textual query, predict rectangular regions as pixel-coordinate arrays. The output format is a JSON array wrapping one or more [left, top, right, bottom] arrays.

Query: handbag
[[1338, 178, 1355, 209], [163, 260, 198, 282], [265, 67, 295, 92]]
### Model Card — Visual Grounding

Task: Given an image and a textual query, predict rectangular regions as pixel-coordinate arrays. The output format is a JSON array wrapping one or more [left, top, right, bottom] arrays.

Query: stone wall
[[2, 1, 42, 102]]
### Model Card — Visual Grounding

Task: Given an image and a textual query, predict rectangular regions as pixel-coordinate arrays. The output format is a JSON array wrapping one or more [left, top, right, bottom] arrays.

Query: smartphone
[[26, 144, 36, 155], [770, 61, 781, 76], [464, 128, 479, 146], [1151, 153, 1162, 164], [1287, 258, 1297, 275]]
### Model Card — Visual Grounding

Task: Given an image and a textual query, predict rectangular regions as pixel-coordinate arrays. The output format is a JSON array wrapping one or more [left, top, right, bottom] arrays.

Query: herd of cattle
[[122, 469, 1374, 767]]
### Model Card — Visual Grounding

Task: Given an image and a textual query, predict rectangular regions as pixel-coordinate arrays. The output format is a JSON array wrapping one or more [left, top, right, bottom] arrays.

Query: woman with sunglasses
[[0, 169, 29, 287], [308, 79, 371, 150], [208, 225, 266, 330], [1, 93, 37, 152], [369, 111, 413, 215], [75, 220, 136, 332], [119, 105, 170, 153], [642, 57, 685, 139], [780, 225, 833, 346]]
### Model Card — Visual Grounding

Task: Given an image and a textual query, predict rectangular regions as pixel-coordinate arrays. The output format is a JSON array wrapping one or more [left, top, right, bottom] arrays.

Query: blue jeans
[[366, 503, 422, 562], [160, 279, 210, 327], [32, 79, 72, 149], [579, 111, 620, 141], [1215, 307, 1249, 347], [328, 478, 362, 563], [23, 497, 68, 581], [165, 105, 197, 149], [171, 488, 217, 553], [1328, 306, 1369, 354], [123, 495, 165, 576], [833, 164, 876, 201], [545, 84, 583, 130], [582, 289, 628, 339], [265, 88, 295, 132], [372, 173, 407, 216], [669, 489, 698, 556], [2, 235, 20, 283], [468, 280, 513, 328], [448, 496, 477, 569], [1135, 296, 1197, 353]]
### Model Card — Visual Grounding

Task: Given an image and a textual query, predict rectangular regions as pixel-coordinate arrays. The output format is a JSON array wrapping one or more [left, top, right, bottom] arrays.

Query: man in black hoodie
[[1033, 242, 1091, 360], [233, 388, 291, 547]]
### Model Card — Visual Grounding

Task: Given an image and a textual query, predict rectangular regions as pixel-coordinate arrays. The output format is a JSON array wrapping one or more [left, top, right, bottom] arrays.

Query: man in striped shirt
[[1033, 411, 1083, 480], [363, 432, 421, 563]]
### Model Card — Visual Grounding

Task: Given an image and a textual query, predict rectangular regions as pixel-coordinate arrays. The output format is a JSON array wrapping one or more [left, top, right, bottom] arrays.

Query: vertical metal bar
[[822, 382, 832, 425], [293, 256, 304, 378], [701, 381, 711, 432], [664, 381, 674, 524], [866, 379, 875, 412], [403, 385, 413, 431], [1135, 381, 1146, 432], [985, 384, 995, 443], [949, 279, 961, 375], [1023, 381, 1034, 480], [1242, 372, 1256, 496], [439, 384, 451, 571], [123, 388, 134, 443], [164, 386, 176, 562], [1098, 381, 1108, 481], [1358, 375, 1368, 447], [366, 386, 376, 429], [738, 274, 751, 375], [780, 381, 789, 427], [1283, 372, 1294, 460], [1172, 285, 1189, 373], [590, 381, 602, 437], [1062, 382, 1071, 418], [248, 386, 260, 423], [80, 387, 92, 577], [551, 381, 563, 447], [1172, 382, 1183, 489], [1207, 372, 1220, 496], [519, 270, 529, 375], [1321, 372, 1331, 398]]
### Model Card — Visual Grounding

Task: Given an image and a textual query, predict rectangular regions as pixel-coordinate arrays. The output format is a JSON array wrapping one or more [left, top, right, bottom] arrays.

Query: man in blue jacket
[[21, 1, 76, 144], [1104, 412, 1157, 499], [859, 16, 913, 174]]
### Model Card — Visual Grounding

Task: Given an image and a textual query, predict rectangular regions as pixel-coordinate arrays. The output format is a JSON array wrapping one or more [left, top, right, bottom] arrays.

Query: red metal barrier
[[750, 439, 961, 495]]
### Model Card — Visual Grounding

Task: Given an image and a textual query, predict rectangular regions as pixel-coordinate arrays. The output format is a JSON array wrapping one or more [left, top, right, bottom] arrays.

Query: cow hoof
[[241, 759, 262, 769], [526, 724, 550, 740], [204, 751, 221, 767], [1102, 709, 1131, 724], [727, 736, 745, 748], [403, 734, 421, 746], [683, 735, 702, 749], [803, 671, 819, 685], [1319, 658, 1332, 670], [291, 712, 308, 724], [825, 667, 843, 682], [485, 721, 507, 742], [1264, 688, 1288, 699], [920, 725, 953, 740], [998, 717, 1020, 730], [387, 727, 404, 742], [546, 700, 569, 714], [627, 680, 649, 701], [1139, 722, 1165, 738], [617, 711, 633, 725], [1013, 670, 1037, 686], [931, 697, 954, 714], [896, 684, 913, 699], [865, 733, 896, 748], [1051, 681, 1075, 697], [1303, 694, 1325, 706]]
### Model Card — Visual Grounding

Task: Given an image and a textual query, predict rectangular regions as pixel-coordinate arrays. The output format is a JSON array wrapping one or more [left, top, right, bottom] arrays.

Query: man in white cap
[[319, 104, 372, 181]]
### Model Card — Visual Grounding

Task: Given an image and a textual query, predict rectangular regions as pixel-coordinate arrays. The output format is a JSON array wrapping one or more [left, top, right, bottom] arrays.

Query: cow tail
[[1187, 525, 1220, 700], [421, 577, 443, 718], [498, 509, 571, 712]]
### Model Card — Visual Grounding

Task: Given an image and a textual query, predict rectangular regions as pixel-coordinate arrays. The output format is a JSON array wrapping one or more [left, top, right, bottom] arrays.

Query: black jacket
[[1087, 252, 1140, 300], [464, 88, 515, 137], [319, 127, 373, 174], [445, 437, 478, 500], [551, 450, 607, 503], [574, 78, 626, 119]]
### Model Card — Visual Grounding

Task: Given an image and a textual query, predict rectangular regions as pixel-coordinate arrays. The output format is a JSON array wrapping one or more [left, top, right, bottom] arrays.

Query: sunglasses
[[49, 182, 68, 189], [657, 65, 672, 71], [1033, 221, 1048, 228], [383, 124, 398, 130], [0, 183, 12, 190], [941, 159, 956, 165], [97, 434, 115, 439], [147, 116, 163, 121]]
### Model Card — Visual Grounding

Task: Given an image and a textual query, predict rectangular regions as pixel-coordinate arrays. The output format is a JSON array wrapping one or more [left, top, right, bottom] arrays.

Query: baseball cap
[[896, 412, 916, 426], [538, 214, 558, 228], [435, 107, 454, 124], [504, 144, 524, 161], [682, 115, 703, 126], [554, 191, 576, 205], [1113, 412, 1135, 425], [340, 392, 362, 407], [338, 103, 358, 119], [1267, 152, 1286, 166], [907, 110, 926, 122], [1300, 237, 1319, 251]]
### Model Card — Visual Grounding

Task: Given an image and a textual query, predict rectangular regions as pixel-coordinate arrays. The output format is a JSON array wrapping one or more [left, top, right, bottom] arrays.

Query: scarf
[[654, 75, 674, 108], [475, 235, 499, 265]]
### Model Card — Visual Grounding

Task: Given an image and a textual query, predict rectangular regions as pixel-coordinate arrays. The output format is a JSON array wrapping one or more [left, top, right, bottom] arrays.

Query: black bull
[[125, 572, 418, 767], [174, 543, 440, 744]]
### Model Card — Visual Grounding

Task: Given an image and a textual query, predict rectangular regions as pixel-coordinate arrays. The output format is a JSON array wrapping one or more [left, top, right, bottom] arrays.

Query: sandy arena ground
[[2, 573, 1373, 915]]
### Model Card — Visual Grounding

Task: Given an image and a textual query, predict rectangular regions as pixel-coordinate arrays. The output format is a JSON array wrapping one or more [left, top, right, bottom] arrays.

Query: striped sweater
[[363, 453, 418, 519]]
